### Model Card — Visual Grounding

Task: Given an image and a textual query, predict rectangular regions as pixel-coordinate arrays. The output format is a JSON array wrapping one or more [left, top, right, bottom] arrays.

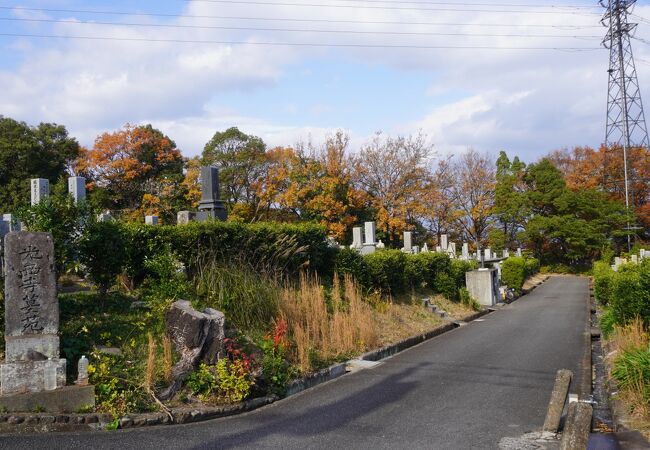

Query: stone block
[[30, 179, 49, 206], [0, 385, 94, 413], [466, 268, 500, 306], [0, 359, 66, 395], [5, 335, 59, 361], [67, 177, 86, 204]]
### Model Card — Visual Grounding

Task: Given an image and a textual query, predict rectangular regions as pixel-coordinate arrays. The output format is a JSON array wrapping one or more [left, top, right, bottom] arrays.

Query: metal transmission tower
[[601, 0, 648, 250]]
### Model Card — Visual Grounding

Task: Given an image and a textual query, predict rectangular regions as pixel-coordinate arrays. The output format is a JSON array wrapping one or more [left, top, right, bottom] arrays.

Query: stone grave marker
[[145, 215, 159, 225], [30, 179, 49, 206], [440, 234, 448, 251], [422, 243, 429, 253], [361, 222, 377, 255], [403, 231, 413, 253], [2, 214, 20, 232], [67, 177, 86, 204], [462, 242, 470, 260], [0, 232, 94, 411], [198, 166, 227, 221]]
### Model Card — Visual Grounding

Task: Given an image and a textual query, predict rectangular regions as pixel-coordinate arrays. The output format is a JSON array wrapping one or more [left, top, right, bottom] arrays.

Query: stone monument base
[[0, 385, 95, 413], [0, 359, 66, 395]]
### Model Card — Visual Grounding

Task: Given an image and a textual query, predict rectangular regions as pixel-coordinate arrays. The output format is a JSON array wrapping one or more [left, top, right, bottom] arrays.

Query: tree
[[492, 151, 527, 250], [202, 127, 268, 209], [275, 132, 367, 240], [77, 124, 185, 222], [449, 150, 495, 247], [0, 116, 80, 212], [353, 132, 432, 245]]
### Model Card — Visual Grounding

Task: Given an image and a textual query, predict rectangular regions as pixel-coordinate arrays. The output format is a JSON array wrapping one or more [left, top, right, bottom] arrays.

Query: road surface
[[0, 275, 589, 449]]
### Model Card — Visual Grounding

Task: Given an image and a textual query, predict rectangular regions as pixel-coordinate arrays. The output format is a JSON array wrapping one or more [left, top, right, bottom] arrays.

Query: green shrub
[[120, 221, 333, 284], [524, 257, 540, 277], [599, 308, 617, 338], [78, 221, 127, 296], [611, 263, 650, 326], [593, 261, 615, 306], [333, 248, 371, 288], [364, 250, 407, 295], [501, 256, 526, 294], [459, 287, 481, 311]]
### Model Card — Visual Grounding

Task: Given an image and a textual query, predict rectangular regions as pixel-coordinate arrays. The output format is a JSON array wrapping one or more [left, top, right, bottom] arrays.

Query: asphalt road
[[0, 275, 589, 450]]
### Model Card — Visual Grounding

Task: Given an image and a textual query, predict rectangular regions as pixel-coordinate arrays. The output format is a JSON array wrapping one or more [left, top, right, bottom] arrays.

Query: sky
[[1, 0, 650, 162]]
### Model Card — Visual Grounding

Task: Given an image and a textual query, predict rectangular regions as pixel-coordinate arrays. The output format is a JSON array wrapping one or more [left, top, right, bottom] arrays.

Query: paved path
[[1, 276, 589, 450]]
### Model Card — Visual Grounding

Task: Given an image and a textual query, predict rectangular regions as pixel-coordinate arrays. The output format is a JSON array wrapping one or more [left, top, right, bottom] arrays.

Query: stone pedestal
[[0, 385, 94, 413], [1, 359, 66, 395], [466, 268, 500, 306]]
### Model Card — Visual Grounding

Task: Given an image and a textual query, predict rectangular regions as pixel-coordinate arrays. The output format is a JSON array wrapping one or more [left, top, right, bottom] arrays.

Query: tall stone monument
[[361, 221, 377, 255], [68, 176, 86, 204], [198, 166, 227, 221], [2, 233, 65, 393], [30, 179, 49, 206], [0, 232, 94, 411], [402, 231, 413, 253]]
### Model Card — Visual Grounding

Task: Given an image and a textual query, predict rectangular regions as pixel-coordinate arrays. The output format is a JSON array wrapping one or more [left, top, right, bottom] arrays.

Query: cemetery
[[0, 170, 543, 428]]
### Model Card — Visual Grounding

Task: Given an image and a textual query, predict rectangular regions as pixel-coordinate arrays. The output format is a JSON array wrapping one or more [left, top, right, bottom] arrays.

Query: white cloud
[[0, 1, 648, 161]]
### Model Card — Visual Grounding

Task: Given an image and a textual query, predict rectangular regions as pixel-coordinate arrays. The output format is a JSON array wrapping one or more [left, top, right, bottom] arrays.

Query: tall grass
[[609, 318, 650, 418], [280, 273, 378, 372]]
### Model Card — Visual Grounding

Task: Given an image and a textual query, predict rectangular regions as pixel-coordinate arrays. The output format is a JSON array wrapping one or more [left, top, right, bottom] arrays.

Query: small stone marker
[[435, 245, 442, 253], [422, 243, 429, 252], [97, 211, 113, 222], [484, 248, 492, 260], [30, 179, 50, 206], [2, 214, 20, 232], [376, 240, 385, 249], [516, 247, 522, 257], [145, 215, 159, 225], [352, 227, 363, 249], [462, 242, 469, 260], [543, 369, 573, 433], [177, 211, 194, 225], [503, 249, 510, 258], [631, 255, 638, 264], [449, 242, 457, 256], [1, 232, 66, 394], [67, 177, 86, 204], [198, 166, 227, 221], [403, 231, 413, 253], [412, 245, 420, 254]]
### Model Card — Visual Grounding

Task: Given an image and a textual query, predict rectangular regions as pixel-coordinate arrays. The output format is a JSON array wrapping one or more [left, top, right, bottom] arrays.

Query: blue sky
[[2, 0, 650, 162]]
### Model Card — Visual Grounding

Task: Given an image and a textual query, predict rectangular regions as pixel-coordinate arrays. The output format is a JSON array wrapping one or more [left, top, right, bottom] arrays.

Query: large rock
[[159, 301, 226, 400]]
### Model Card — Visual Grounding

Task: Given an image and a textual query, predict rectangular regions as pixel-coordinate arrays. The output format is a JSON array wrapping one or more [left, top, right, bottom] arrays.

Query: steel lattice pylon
[[601, 0, 649, 149]]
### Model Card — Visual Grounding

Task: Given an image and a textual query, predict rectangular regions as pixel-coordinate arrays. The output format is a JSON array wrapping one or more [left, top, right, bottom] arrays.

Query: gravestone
[[67, 177, 86, 204], [145, 215, 159, 226], [484, 248, 492, 260], [30, 179, 49, 206], [352, 227, 363, 249], [503, 249, 510, 258], [412, 245, 420, 254], [462, 242, 469, 260], [631, 255, 638, 264], [422, 243, 429, 253], [361, 222, 377, 255], [403, 231, 413, 253], [435, 246, 442, 253], [440, 234, 448, 251], [177, 211, 194, 225], [0, 232, 94, 411], [449, 242, 457, 257], [97, 211, 113, 222], [516, 248, 522, 257], [376, 240, 385, 249], [1, 232, 65, 393], [2, 214, 20, 232], [198, 166, 227, 221]]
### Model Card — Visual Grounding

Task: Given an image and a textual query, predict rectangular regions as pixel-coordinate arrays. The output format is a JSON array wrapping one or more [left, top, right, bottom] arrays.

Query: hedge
[[501, 255, 540, 294], [593, 258, 650, 328]]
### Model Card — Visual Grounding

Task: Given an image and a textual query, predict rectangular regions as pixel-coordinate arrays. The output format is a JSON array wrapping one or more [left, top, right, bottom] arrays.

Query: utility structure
[[601, 0, 649, 250]]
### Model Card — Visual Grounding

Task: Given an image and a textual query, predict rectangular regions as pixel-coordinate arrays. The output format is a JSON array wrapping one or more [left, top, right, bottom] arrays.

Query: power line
[[0, 32, 603, 50], [146, 0, 604, 15], [187, 0, 601, 7], [0, 6, 601, 28], [0, 17, 603, 39]]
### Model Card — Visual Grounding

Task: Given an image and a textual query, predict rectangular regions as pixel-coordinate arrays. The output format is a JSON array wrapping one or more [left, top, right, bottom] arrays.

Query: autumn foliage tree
[[352, 132, 432, 245], [77, 124, 185, 222]]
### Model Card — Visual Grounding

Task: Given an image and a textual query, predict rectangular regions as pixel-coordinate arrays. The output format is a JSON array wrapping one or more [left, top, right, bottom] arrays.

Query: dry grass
[[162, 335, 173, 383], [145, 333, 157, 389], [606, 318, 650, 435], [280, 273, 378, 372]]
